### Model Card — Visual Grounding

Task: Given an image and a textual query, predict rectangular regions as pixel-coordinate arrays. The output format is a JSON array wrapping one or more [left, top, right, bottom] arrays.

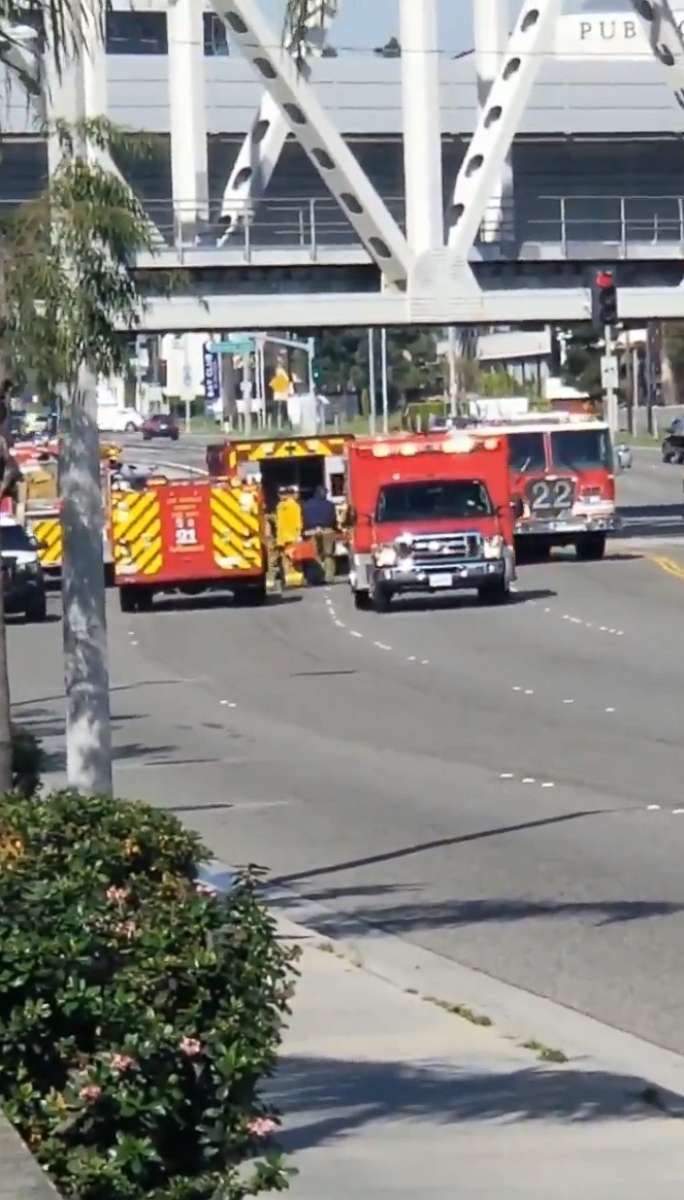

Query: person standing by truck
[[302, 484, 338, 585]]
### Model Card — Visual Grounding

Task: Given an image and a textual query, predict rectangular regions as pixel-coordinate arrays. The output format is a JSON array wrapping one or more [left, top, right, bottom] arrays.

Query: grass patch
[[522, 1039, 568, 1064], [425, 996, 493, 1027]]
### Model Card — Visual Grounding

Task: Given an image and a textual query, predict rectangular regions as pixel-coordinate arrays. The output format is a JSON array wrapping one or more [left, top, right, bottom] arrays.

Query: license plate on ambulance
[[429, 574, 451, 589]]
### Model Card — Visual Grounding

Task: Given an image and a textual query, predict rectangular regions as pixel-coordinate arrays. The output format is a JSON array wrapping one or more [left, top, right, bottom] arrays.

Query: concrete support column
[[167, 0, 209, 244], [473, 0, 514, 243], [399, 0, 444, 252]]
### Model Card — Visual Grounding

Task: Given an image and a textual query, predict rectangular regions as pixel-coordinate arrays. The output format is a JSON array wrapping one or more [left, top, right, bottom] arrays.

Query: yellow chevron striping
[[33, 519, 62, 565], [127, 517, 162, 560], [141, 553, 163, 577], [112, 494, 158, 539], [136, 541, 163, 576], [210, 492, 258, 538], [231, 437, 349, 463], [211, 522, 261, 568]]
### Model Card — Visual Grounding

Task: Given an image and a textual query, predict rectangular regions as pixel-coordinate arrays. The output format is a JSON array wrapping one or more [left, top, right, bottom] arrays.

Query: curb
[[198, 857, 684, 1111]]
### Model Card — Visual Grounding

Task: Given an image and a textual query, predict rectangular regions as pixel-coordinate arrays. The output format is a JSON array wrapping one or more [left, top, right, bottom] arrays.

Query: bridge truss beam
[[210, 0, 412, 288], [219, 1, 338, 236]]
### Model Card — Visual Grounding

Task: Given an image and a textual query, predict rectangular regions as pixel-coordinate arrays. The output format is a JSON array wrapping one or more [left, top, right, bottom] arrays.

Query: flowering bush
[[0, 789, 297, 1199]]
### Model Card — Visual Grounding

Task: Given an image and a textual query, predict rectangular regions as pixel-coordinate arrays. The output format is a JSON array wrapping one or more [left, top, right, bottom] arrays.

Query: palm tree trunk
[[61, 366, 112, 794], [0, 247, 15, 792], [0, 542, 12, 793]]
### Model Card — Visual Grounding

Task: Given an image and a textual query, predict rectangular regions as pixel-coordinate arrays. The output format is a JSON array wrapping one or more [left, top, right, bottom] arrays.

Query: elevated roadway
[[11, 447, 684, 1056]]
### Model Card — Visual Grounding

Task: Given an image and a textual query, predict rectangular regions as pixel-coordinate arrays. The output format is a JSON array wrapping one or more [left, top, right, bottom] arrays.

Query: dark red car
[[142, 413, 179, 442]]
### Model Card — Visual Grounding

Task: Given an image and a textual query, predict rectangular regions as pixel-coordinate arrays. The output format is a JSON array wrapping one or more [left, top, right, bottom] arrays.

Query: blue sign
[[203, 342, 221, 402]]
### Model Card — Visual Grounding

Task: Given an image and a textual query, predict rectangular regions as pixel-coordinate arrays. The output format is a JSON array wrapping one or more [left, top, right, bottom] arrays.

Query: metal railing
[[5, 190, 684, 260], [525, 194, 684, 253], [141, 194, 407, 257]]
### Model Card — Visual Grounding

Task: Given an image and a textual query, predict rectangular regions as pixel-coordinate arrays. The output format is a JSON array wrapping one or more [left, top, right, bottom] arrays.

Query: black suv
[[1, 522, 47, 622]]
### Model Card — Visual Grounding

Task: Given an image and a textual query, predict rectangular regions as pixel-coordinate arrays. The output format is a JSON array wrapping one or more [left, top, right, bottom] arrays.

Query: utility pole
[[447, 326, 458, 418], [57, 31, 113, 795], [368, 328, 376, 435], [381, 327, 389, 435], [602, 324, 619, 435]]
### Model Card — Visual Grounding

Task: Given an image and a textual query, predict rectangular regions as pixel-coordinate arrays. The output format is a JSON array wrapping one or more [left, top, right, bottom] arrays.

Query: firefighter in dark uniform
[[301, 485, 338, 585]]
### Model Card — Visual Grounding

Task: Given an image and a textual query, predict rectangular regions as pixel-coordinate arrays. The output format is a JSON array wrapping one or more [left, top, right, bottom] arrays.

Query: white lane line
[[647, 804, 661, 811], [616, 630, 624, 636], [544, 607, 551, 613], [599, 625, 608, 632], [522, 777, 536, 784], [499, 772, 514, 779], [563, 698, 575, 705], [512, 685, 522, 692], [541, 781, 555, 789], [334, 620, 346, 628], [674, 809, 684, 815], [220, 700, 229, 706], [605, 707, 615, 714], [406, 655, 417, 662], [421, 659, 430, 665], [374, 641, 392, 651], [349, 630, 363, 639], [524, 689, 534, 695], [130, 640, 138, 646], [228, 702, 237, 709]]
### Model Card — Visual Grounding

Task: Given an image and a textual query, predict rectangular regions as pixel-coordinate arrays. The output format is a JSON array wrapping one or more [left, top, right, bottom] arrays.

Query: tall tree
[[3, 117, 153, 793]]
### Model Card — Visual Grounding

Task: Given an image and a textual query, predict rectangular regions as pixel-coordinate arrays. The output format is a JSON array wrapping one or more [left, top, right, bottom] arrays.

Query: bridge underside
[[134, 258, 684, 331]]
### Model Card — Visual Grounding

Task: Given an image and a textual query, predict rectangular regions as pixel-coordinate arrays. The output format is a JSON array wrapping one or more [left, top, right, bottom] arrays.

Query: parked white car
[[97, 407, 144, 434]]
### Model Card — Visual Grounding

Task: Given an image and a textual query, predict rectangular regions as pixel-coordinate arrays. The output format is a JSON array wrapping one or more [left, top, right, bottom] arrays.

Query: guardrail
[[524, 194, 684, 253], [5, 191, 684, 260]]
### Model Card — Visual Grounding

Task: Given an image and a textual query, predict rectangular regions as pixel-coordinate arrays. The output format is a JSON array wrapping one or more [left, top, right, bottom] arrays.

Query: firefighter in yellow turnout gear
[[274, 487, 304, 587]]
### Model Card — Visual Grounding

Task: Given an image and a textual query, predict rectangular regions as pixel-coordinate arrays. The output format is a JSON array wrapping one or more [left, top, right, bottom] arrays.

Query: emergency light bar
[[368, 436, 500, 458]]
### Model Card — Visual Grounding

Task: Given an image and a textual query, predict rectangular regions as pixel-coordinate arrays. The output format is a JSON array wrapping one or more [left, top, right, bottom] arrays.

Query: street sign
[[207, 337, 255, 355], [270, 366, 291, 399], [202, 341, 220, 402], [600, 354, 618, 390]]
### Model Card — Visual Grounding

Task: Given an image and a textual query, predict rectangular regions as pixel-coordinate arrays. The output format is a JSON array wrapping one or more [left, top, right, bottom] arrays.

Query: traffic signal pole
[[603, 324, 619, 435]]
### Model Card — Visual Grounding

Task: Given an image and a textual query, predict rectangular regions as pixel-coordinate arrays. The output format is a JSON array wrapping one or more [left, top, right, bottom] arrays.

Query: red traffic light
[[595, 269, 614, 289]]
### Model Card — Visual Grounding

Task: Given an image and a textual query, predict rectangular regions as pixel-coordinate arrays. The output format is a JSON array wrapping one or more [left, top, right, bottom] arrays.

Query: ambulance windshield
[[376, 480, 493, 522]]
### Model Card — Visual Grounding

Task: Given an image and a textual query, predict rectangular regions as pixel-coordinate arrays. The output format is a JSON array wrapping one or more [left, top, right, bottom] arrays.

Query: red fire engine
[[346, 432, 520, 613], [472, 413, 616, 560], [111, 475, 267, 612]]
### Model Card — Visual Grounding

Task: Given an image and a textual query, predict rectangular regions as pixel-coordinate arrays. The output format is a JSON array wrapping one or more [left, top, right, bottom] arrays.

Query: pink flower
[[179, 1036, 202, 1058], [105, 885, 129, 905], [110, 1054, 135, 1074], [113, 919, 137, 941], [79, 1084, 102, 1104], [247, 1116, 277, 1139]]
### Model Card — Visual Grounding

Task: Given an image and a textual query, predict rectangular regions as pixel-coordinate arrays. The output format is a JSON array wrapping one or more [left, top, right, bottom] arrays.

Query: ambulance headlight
[[483, 535, 504, 560], [375, 545, 398, 568], [395, 534, 414, 559]]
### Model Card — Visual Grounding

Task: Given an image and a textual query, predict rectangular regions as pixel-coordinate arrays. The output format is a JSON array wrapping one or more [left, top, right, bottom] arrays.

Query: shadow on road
[[269, 809, 613, 889], [269, 1057, 669, 1154], [149, 592, 302, 614], [270, 886, 684, 937], [379, 588, 556, 615]]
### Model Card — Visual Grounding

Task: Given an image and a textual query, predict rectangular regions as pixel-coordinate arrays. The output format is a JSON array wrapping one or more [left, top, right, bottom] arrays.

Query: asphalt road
[[13, 442, 684, 1056]]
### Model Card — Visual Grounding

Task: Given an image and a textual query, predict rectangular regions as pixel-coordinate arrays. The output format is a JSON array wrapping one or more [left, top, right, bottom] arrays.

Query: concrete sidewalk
[[266, 916, 684, 1200]]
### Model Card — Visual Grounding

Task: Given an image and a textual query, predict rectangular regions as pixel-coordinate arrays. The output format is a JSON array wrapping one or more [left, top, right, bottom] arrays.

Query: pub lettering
[[579, 18, 684, 41]]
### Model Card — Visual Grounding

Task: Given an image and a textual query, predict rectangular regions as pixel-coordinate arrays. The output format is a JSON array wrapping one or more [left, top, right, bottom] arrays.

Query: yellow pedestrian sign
[[270, 367, 292, 401]]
